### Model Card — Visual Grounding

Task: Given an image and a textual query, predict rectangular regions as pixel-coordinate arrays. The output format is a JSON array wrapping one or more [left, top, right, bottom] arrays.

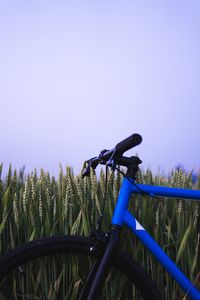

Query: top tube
[[131, 182, 200, 200], [112, 177, 200, 227]]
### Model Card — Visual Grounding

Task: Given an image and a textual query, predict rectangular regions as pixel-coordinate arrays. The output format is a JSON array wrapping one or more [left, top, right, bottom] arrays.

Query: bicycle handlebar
[[115, 133, 142, 156], [82, 133, 142, 177]]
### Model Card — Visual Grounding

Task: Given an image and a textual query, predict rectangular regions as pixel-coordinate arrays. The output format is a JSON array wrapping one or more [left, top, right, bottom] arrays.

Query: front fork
[[79, 226, 120, 300]]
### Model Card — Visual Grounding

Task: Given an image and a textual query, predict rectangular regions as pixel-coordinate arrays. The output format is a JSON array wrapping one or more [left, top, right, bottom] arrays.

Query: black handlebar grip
[[115, 133, 142, 155]]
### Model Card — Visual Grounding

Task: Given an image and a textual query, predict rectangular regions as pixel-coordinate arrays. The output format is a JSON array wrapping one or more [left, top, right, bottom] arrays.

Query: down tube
[[123, 211, 200, 300]]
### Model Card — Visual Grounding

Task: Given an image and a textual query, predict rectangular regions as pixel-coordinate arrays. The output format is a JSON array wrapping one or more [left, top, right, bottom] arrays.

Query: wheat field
[[0, 163, 199, 299]]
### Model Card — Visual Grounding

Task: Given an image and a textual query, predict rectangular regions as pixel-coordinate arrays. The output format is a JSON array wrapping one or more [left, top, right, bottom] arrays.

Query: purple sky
[[1, 1, 200, 176]]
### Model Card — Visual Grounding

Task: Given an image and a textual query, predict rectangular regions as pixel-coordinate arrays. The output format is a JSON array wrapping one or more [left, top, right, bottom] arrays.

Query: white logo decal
[[135, 220, 145, 230]]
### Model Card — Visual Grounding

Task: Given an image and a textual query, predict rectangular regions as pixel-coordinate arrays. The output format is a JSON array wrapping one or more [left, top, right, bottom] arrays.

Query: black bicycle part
[[99, 133, 142, 161], [87, 227, 120, 299], [78, 257, 102, 299], [80, 227, 110, 299], [82, 133, 142, 178], [96, 165, 109, 231], [115, 133, 142, 156], [0, 235, 162, 300]]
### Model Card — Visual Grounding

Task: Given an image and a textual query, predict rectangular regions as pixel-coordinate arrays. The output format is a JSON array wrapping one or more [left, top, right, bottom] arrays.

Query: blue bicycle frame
[[112, 177, 200, 300]]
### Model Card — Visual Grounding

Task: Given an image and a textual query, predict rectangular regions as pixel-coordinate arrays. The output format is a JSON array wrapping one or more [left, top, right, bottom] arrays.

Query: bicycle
[[0, 133, 199, 299]]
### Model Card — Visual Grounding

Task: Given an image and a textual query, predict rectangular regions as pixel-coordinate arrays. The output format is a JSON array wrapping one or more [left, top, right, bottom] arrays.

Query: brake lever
[[106, 159, 116, 171], [82, 157, 99, 178], [106, 148, 117, 171], [82, 166, 91, 178]]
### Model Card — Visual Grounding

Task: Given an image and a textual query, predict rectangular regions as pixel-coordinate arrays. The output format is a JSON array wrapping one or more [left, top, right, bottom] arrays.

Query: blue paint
[[130, 182, 200, 200], [111, 177, 200, 299], [124, 211, 200, 300], [111, 177, 133, 226]]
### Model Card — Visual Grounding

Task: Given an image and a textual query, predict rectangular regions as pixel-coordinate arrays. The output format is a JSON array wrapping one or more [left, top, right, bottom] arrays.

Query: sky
[[1, 0, 200, 177]]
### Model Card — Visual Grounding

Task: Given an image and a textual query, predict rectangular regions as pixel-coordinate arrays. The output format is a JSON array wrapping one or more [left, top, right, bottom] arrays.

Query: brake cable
[[96, 165, 109, 231], [115, 166, 155, 197]]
